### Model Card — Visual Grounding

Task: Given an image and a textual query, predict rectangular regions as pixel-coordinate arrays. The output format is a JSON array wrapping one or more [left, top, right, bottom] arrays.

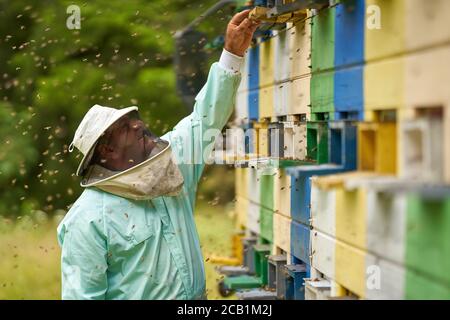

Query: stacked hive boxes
[[230, 0, 450, 299]]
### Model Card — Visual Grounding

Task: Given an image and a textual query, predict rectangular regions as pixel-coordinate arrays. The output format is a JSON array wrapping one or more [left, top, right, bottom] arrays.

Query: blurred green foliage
[[0, 0, 237, 216], [198, 165, 235, 206]]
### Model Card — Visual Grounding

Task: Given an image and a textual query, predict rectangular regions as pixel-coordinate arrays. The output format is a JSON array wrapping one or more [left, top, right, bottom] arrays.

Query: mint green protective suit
[[57, 62, 241, 299]]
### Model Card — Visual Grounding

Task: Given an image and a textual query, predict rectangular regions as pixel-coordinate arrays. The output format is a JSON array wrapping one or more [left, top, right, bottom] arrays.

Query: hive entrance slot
[[330, 128, 343, 165], [376, 110, 396, 122], [359, 128, 376, 171], [269, 124, 284, 158], [307, 127, 318, 161], [403, 127, 424, 179], [307, 123, 329, 164], [402, 106, 444, 182]]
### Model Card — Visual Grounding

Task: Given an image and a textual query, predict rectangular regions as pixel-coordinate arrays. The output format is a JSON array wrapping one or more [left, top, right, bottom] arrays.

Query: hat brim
[[75, 106, 139, 176]]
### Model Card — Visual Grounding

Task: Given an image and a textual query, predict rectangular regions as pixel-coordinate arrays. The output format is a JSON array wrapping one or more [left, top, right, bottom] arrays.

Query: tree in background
[[0, 0, 235, 216]]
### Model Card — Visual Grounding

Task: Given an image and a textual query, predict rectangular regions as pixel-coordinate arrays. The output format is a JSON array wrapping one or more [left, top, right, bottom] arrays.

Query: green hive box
[[311, 6, 336, 117], [405, 196, 450, 299]]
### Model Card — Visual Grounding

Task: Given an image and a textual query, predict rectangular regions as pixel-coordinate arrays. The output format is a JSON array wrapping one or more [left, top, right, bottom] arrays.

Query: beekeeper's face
[[94, 111, 158, 171]]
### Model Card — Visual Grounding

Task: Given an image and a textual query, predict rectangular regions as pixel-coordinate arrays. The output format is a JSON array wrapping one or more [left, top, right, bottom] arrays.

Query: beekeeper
[[57, 10, 260, 300]]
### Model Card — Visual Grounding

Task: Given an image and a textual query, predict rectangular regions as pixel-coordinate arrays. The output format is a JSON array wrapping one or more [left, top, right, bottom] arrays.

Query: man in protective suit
[[57, 10, 260, 299]]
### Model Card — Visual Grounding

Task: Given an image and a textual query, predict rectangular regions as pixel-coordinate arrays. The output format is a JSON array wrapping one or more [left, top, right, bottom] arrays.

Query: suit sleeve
[[162, 50, 243, 191]]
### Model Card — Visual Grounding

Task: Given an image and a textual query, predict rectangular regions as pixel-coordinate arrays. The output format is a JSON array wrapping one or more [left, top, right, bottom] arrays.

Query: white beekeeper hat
[[68, 104, 138, 176]]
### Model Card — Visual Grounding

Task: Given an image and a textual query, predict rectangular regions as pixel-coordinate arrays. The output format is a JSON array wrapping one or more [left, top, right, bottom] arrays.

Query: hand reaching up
[[224, 9, 261, 57]]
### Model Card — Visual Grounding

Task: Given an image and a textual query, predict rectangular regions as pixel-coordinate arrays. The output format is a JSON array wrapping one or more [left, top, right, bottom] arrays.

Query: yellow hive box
[[235, 167, 249, 200], [290, 75, 311, 117], [364, 57, 405, 117], [365, 0, 406, 62], [254, 122, 269, 157], [273, 212, 291, 256], [235, 195, 249, 230], [273, 168, 291, 218], [336, 184, 367, 251], [358, 122, 397, 175], [334, 237, 366, 298], [259, 37, 275, 119], [259, 37, 275, 87], [260, 85, 275, 119]]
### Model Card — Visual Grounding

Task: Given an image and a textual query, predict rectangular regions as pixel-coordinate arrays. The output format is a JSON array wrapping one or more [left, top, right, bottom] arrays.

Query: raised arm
[[162, 10, 261, 191]]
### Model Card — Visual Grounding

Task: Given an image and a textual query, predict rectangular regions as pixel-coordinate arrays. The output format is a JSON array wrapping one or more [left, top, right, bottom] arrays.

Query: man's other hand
[[224, 9, 261, 57]]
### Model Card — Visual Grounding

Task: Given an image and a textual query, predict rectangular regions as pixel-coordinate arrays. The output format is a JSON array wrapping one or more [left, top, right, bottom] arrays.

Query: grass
[[0, 217, 61, 299], [0, 201, 236, 300], [195, 202, 237, 300]]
